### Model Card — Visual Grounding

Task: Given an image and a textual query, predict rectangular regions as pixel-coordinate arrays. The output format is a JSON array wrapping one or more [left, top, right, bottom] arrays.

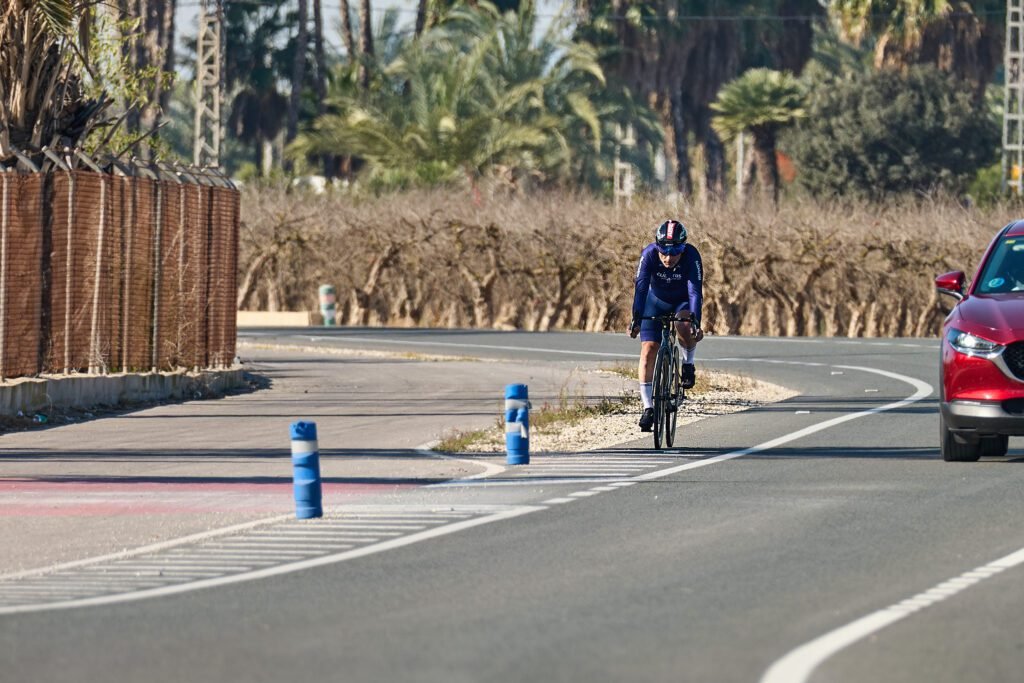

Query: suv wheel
[[940, 414, 981, 462]]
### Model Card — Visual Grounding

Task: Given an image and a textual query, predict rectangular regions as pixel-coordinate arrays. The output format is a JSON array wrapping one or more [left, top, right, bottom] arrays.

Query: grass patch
[[432, 386, 635, 453], [599, 361, 751, 397], [433, 427, 495, 453]]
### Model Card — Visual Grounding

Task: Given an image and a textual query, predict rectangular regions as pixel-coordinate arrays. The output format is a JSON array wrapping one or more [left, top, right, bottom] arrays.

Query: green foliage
[[966, 161, 1003, 206], [80, 14, 175, 157], [291, 1, 661, 192], [786, 66, 998, 199], [711, 68, 805, 140]]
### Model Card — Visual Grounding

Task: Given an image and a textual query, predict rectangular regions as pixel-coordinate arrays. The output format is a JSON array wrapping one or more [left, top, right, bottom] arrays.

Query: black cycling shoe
[[638, 408, 655, 432], [681, 364, 696, 389]]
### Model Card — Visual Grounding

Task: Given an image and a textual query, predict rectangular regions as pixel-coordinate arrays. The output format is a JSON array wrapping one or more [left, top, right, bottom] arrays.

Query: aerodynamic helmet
[[655, 219, 687, 255]]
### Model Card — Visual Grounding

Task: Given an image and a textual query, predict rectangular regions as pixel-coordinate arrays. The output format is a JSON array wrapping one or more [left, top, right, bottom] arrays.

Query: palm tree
[[0, 0, 107, 159], [711, 68, 805, 203], [292, 1, 628, 190], [827, 0, 1000, 99]]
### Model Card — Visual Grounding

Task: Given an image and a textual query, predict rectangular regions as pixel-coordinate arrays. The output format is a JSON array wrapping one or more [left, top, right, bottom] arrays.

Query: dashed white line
[[761, 547, 1024, 683], [0, 506, 544, 615]]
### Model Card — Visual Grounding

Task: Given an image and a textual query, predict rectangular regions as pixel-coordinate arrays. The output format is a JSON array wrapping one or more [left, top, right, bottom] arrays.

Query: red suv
[[936, 220, 1024, 461]]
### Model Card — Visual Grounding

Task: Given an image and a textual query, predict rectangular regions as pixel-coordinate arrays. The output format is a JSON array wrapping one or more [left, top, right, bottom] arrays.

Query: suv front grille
[[1003, 342, 1024, 380]]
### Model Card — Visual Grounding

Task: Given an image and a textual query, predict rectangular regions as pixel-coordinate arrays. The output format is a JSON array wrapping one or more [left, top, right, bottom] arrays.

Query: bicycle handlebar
[[638, 314, 692, 323]]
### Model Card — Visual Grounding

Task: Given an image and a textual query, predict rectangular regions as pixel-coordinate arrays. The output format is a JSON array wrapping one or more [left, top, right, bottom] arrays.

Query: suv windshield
[[976, 236, 1024, 294]]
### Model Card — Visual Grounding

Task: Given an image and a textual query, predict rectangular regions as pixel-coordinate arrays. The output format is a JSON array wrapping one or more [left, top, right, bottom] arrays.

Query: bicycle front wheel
[[665, 349, 680, 448], [652, 346, 671, 449]]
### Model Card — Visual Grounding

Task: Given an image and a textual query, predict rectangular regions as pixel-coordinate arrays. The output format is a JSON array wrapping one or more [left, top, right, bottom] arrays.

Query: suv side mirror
[[935, 271, 966, 301]]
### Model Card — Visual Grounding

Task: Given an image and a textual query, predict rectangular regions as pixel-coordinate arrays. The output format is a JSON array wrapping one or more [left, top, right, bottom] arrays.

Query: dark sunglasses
[[656, 243, 685, 256]]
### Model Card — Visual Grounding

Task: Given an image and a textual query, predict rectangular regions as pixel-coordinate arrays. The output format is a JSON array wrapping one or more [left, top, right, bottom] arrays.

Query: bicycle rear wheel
[[665, 350, 680, 448], [652, 346, 671, 449]]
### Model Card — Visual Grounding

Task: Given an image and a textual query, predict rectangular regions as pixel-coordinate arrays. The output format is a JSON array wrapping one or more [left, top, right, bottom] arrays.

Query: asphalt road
[[5, 329, 1024, 683]]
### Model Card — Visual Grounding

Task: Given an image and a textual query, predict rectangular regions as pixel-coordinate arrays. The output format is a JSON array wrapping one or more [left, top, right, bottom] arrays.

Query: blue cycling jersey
[[631, 243, 703, 323]]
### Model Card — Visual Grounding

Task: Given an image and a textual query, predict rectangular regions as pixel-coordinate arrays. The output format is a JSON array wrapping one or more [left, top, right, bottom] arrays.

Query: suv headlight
[[947, 328, 1003, 357]]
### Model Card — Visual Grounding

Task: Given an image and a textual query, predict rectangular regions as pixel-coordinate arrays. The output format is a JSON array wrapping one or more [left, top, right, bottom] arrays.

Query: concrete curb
[[0, 367, 247, 416]]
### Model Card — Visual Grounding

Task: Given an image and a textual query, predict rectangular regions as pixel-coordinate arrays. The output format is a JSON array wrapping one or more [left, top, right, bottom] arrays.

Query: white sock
[[640, 382, 653, 409], [684, 346, 696, 364]]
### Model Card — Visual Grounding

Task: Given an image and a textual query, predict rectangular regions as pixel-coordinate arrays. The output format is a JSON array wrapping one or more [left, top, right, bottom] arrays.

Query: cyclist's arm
[[687, 248, 704, 329], [631, 249, 654, 328]]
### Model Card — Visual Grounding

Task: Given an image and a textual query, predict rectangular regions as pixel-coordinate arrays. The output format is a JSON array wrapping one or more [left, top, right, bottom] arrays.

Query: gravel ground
[[448, 369, 797, 453]]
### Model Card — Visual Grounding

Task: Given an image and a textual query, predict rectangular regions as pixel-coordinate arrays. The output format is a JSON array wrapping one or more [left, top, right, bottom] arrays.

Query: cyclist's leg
[[673, 304, 699, 389], [638, 295, 670, 430]]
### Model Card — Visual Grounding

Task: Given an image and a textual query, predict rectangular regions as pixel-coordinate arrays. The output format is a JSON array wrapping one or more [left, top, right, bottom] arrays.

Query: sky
[[174, 0, 569, 58]]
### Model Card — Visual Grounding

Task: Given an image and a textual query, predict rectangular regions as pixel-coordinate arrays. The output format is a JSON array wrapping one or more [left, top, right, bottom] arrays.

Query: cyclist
[[629, 219, 704, 432]]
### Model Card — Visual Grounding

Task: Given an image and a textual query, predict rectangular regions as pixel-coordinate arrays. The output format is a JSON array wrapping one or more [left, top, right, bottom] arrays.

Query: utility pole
[[1004, 0, 1024, 194], [193, 0, 223, 167]]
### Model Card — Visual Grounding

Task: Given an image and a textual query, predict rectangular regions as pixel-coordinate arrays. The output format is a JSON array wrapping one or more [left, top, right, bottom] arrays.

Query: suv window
[[976, 237, 1024, 293]]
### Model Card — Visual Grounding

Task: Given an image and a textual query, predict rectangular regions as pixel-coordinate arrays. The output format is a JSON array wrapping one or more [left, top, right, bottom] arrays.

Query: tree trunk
[[669, 89, 692, 198], [415, 0, 428, 36], [138, 0, 168, 156], [313, 0, 327, 113], [286, 0, 309, 147], [161, 0, 176, 114], [339, 0, 355, 58], [260, 138, 274, 177], [752, 128, 779, 205], [702, 120, 726, 202], [358, 0, 374, 89]]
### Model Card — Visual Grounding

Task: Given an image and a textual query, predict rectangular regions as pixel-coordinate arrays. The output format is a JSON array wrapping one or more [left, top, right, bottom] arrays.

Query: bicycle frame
[[640, 315, 685, 449]]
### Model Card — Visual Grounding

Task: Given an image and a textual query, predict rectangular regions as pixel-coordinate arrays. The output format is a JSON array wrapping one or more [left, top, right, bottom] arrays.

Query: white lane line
[[168, 551, 321, 559], [542, 498, 576, 504], [608, 482, 637, 488], [214, 544, 354, 548], [272, 528, 403, 532], [437, 477, 637, 487], [418, 442, 508, 482], [569, 491, 600, 498], [519, 464, 656, 470], [0, 506, 545, 615], [632, 363, 932, 482], [590, 486, 620, 492], [314, 335, 634, 358], [85, 568, 223, 577], [761, 547, 1024, 683], [250, 525, 426, 532], [269, 529, 401, 536], [214, 539, 363, 547], [0, 514, 294, 582]]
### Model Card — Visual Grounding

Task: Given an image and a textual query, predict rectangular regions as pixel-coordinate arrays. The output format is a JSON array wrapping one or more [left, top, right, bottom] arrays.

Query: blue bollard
[[319, 284, 337, 326], [505, 384, 530, 465], [290, 421, 323, 519]]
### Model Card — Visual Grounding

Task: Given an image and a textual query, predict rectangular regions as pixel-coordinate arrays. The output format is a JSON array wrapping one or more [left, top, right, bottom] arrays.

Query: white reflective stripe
[[503, 422, 529, 439], [290, 440, 319, 456], [505, 399, 529, 411]]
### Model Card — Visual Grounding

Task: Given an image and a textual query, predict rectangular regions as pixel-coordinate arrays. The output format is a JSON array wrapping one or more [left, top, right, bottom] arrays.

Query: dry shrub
[[238, 187, 1016, 337]]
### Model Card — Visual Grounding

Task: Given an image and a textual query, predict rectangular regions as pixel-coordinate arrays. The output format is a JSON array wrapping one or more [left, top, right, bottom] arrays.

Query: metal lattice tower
[[193, 0, 223, 167], [1004, 0, 1024, 194]]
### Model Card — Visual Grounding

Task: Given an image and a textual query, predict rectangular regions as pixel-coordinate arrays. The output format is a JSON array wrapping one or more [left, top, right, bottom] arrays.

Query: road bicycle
[[640, 314, 687, 449]]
